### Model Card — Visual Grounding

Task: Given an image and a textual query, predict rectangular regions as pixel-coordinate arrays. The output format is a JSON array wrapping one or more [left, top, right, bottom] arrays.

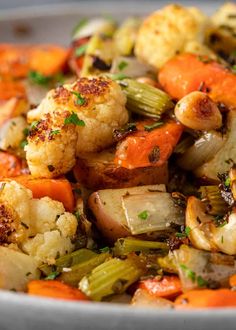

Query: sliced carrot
[[11, 175, 74, 212], [114, 121, 183, 169], [159, 53, 236, 109], [0, 81, 26, 101], [0, 152, 24, 178], [0, 44, 68, 79], [0, 44, 30, 78], [175, 289, 236, 309], [28, 280, 89, 301], [29, 45, 69, 76], [139, 276, 182, 300], [229, 274, 236, 288]]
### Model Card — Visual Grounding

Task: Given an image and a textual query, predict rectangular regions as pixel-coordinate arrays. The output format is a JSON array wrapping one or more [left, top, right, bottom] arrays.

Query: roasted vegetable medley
[[1, 2, 236, 309]]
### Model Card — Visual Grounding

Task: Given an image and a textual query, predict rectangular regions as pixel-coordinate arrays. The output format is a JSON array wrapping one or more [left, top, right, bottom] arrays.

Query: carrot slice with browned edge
[[114, 121, 183, 169], [139, 276, 182, 300], [159, 53, 236, 109], [10, 175, 74, 212], [175, 289, 236, 309], [0, 152, 24, 178], [28, 280, 89, 301]]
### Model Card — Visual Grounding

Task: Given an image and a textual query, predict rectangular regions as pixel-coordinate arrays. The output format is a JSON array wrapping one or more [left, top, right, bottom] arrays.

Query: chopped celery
[[113, 237, 168, 256], [199, 186, 228, 216], [59, 252, 111, 286], [118, 78, 174, 118], [40, 248, 97, 276], [79, 256, 145, 301]]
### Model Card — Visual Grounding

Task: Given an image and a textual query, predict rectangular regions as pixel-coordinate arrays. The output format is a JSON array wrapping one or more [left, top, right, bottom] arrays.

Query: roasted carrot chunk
[[139, 276, 182, 299], [0, 81, 26, 101], [0, 152, 24, 178], [114, 121, 183, 169], [175, 289, 236, 309], [11, 175, 74, 211], [159, 53, 236, 109], [229, 274, 236, 288], [0, 44, 68, 79], [28, 280, 89, 301]]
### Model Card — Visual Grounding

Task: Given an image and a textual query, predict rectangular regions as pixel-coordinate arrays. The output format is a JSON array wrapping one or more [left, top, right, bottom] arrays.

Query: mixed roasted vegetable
[[1, 2, 236, 309]]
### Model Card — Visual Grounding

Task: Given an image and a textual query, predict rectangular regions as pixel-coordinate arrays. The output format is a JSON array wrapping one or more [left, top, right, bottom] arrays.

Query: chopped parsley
[[75, 44, 88, 57], [71, 91, 86, 105], [64, 112, 85, 126], [28, 70, 51, 86], [100, 246, 110, 253], [118, 61, 128, 71], [221, 235, 224, 244], [30, 121, 40, 130], [180, 264, 208, 288], [224, 177, 231, 187], [144, 121, 163, 132], [45, 271, 60, 280], [138, 210, 149, 220], [49, 129, 60, 136], [20, 140, 28, 149], [176, 226, 191, 238], [74, 210, 81, 221]]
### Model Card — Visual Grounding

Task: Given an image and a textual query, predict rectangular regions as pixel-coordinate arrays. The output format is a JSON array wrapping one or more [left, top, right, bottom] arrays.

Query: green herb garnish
[[50, 129, 60, 136], [30, 121, 40, 130], [100, 246, 110, 253], [138, 210, 149, 220], [64, 112, 85, 126], [71, 91, 86, 105], [118, 61, 128, 71], [28, 70, 51, 86], [75, 44, 88, 57], [144, 121, 163, 132], [20, 140, 28, 149], [180, 264, 196, 282], [224, 177, 231, 187], [197, 275, 208, 288], [45, 271, 60, 280]]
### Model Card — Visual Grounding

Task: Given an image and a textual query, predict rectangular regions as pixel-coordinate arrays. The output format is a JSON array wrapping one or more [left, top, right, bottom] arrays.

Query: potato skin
[[73, 151, 168, 190]]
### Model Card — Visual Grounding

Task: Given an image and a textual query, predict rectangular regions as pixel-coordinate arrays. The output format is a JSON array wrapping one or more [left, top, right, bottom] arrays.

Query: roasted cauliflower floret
[[25, 111, 78, 178], [0, 181, 32, 229], [135, 4, 208, 69], [56, 212, 78, 238], [0, 181, 78, 263], [0, 116, 28, 152], [0, 201, 26, 245], [26, 76, 128, 178], [29, 197, 65, 235], [22, 230, 74, 264]]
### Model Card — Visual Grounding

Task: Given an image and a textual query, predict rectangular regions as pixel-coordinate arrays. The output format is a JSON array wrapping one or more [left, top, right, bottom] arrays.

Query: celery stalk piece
[[113, 237, 168, 256], [158, 253, 178, 274], [79, 257, 145, 301], [199, 185, 228, 216], [118, 79, 174, 118], [59, 252, 111, 287], [40, 248, 97, 276]]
